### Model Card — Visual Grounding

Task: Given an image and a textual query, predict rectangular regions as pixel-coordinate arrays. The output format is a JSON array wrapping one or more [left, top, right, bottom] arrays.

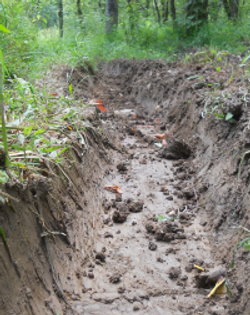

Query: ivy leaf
[[33, 128, 46, 136], [0, 24, 11, 33], [23, 125, 34, 136], [225, 112, 234, 121], [214, 113, 225, 119]]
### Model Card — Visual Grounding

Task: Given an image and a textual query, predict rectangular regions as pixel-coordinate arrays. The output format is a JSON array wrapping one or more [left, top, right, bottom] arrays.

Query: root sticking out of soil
[[1, 58, 250, 315]]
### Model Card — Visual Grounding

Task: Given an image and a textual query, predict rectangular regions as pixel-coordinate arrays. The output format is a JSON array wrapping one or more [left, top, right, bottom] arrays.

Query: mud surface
[[1, 57, 250, 315], [69, 112, 223, 315]]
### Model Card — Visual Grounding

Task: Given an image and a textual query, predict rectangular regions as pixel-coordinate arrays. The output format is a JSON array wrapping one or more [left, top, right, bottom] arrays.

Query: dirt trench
[[68, 112, 221, 315], [1, 58, 250, 315]]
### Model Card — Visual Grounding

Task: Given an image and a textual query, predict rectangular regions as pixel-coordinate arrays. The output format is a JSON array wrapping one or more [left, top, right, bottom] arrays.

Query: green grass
[[1, 4, 249, 81], [27, 14, 249, 80]]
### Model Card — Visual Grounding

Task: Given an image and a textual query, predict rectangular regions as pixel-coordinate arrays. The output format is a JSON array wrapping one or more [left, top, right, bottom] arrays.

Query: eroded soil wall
[[0, 129, 109, 315]]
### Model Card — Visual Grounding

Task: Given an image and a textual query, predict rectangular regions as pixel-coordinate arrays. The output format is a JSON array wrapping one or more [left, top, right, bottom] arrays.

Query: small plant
[[213, 111, 235, 123], [237, 237, 250, 250]]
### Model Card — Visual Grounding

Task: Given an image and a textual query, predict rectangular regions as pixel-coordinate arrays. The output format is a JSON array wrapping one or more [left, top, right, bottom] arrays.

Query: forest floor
[[0, 57, 249, 315]]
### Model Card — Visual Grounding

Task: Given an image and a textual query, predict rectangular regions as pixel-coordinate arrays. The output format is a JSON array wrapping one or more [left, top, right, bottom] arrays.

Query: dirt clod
[[148, 241, 158, 251], [168, 267, 181, 279], [88, 272, 94, 279], [95, 252, 106, 263], [117, 163, 128, 173], [112, 210, 128, 223], [109, 273, 122, 284], [133, 301, 142, 311], [127, 200, 144, 213]]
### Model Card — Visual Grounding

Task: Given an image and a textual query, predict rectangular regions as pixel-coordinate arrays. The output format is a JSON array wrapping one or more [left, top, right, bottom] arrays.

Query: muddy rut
[[69, 112, 218, 315], [1, 58, 249, 315]]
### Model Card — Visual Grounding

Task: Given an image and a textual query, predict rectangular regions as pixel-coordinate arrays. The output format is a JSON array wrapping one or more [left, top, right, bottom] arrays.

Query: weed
[[0, 77, 91, 182], [237, 237, 250, 250]]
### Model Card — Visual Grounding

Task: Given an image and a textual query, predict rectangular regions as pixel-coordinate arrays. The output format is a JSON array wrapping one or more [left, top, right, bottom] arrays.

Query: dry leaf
[[50, 92, 59, 97], [97, 104, 108, 112], [89, 99, 108, 112], [155, 133, 166, 140], [96, 99, 108, 112], [104, 185, 123, 194], [207, 277, 226, 298]]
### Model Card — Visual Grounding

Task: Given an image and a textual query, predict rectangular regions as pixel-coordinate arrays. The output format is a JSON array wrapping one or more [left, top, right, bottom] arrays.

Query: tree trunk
[[170, 0, 176, 20], [185, 0, 208, 35], [170, 0, 176, 29], [106, 0, 118, 33], [161, 0, 169, 22], [76, 0, 83, 18], [127, 0, 136, 31], [223, 0, 240, 20], [153, 0, 161, 24], [58, 0, 64, 37], [230, 0, 240, 19], [144, 0, 150, 17]]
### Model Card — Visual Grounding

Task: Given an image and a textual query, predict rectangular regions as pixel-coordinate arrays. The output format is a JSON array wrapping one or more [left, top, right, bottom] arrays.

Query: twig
[[0, 189, 20, 202]]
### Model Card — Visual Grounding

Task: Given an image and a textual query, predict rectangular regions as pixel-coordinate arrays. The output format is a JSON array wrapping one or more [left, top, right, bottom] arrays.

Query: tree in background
[[58, 0, 64, 37], [153, 0, 161, 24], [106, 0, 118, 33], [185, 0, 208, 36], [76, 0, 83, 18], [161, 0, 169, 23], [222, 0, 241, 20], [170, 0, 176, 29]]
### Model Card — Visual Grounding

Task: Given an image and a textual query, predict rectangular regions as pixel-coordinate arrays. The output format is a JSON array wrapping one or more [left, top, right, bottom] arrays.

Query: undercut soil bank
[[0, 57, 249, 315]]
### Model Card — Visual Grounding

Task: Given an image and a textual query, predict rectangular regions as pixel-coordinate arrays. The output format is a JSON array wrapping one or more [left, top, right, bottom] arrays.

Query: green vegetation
[[0, 74, 91, 182], [0, 0, 250, 181], [0, 1, 250, 78], [237, 237, 250, 251]]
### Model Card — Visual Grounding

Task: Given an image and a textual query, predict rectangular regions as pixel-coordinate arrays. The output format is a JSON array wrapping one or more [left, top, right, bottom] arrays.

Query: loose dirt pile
[[0, 56, 249, 315]]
